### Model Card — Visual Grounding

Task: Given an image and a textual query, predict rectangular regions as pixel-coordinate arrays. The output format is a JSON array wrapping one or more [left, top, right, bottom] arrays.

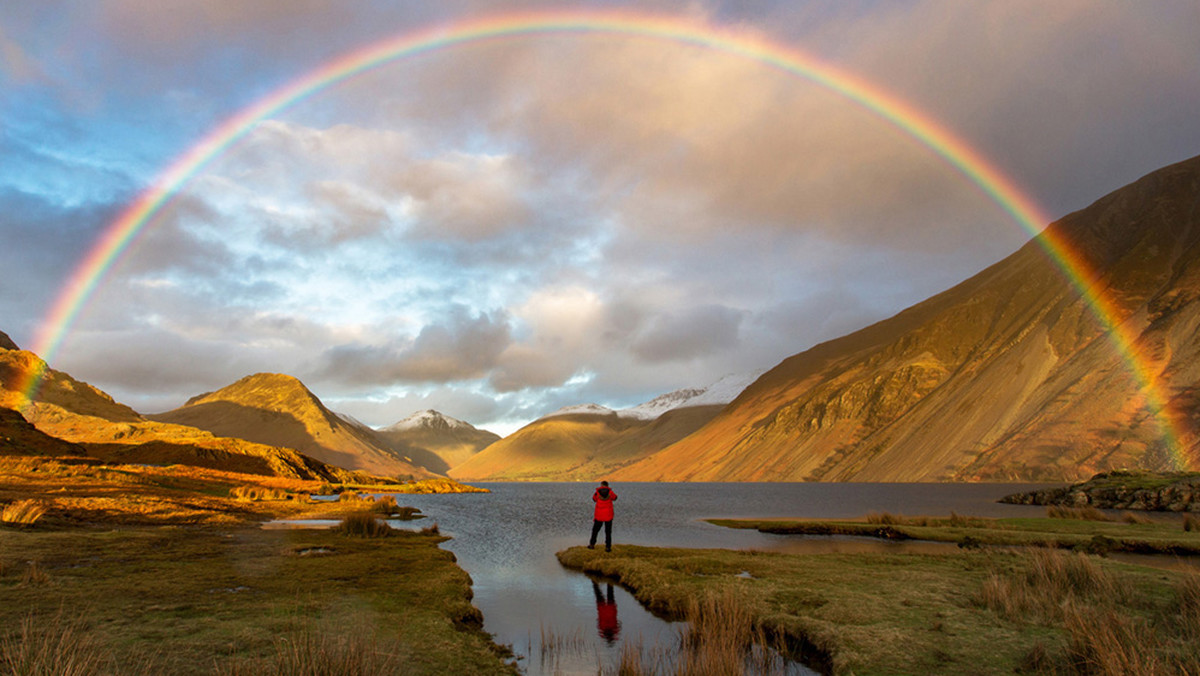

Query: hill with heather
[[612, 154, 1200, 482], [375, 410, 500, 474], [148, 373, 440, 480]]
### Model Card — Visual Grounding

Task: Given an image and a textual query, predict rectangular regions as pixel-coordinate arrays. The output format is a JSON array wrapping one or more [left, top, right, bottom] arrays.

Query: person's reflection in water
[[592, 580, 621, 643]]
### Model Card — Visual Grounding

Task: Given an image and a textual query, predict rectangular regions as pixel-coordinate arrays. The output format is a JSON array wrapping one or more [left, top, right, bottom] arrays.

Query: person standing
[[588, 480, 618, 552]]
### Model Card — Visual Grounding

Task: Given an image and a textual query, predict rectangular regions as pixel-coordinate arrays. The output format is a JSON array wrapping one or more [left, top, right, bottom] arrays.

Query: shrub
[[419, 522, 440, 536], [2, 499, 47, 526], [335, 513, 392, 538]]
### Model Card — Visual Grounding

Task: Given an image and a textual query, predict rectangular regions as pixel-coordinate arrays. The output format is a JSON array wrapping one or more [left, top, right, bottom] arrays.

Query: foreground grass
[[0, 456, 512, 674], [708, 512, 1200, 555], [558, 544, 1200, 675], [0, 524, 515, 674]]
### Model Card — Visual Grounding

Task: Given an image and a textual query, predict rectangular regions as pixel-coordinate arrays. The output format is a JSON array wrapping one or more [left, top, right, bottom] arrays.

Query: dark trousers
[[589, 519, 613, 549]]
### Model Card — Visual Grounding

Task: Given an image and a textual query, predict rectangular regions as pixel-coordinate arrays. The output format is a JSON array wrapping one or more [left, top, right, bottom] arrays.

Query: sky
[[3, 1, 1199, 436]]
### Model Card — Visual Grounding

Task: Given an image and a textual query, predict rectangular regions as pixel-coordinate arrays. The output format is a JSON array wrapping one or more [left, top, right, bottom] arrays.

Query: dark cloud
[[631, 304, 746, 363]]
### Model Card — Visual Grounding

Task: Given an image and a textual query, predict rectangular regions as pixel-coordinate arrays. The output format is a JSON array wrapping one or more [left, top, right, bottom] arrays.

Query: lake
[[380, 482, 1049, 675]]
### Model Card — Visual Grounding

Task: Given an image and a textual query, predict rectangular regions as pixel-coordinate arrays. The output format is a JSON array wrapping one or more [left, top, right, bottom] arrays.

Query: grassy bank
[[708, 512, 1200, 555], [558, 544, 1200, 675], [0, 456, 514, 674]]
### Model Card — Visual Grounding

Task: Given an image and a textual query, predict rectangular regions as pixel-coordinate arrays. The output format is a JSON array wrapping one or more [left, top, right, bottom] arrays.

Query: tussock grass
[[420, 522, 440, 536], [335, 512, 393, 538], [21, 560, 51, 587], [1, 611, 110, 676], [1062, 604, 1161, 675], [978, 548, 1119, 622], [1122, 511, 1154, 525], [228, 485, 289, 502], [266, 624, 403, 675], [1047, 505, 1114, 522], [2, 499, 48, 526]]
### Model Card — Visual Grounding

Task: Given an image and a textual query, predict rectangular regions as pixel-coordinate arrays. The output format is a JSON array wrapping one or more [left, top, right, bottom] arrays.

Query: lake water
[[380, 482, 1049, 675]]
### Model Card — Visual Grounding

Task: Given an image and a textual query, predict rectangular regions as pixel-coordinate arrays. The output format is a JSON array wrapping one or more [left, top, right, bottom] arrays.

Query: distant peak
[[384, 409, 474, 432], [545, 403, 616, 419], [0, 330, 17, 351], [619, 370, 764, 420]]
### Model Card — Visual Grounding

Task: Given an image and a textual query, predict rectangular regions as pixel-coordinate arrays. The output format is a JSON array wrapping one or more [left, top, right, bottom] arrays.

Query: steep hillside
[[0, 349, 358, 481], [448, 404, 722, 481], [615, 154, 1200, 482], [0, 331, 17, 351], [376, 410, 500, 474], [0, 405, 88, 457], [150, 373, 439, 479]]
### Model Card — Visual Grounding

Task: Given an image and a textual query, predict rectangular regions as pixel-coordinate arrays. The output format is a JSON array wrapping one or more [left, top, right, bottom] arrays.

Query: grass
[[335, 512, 394, 538], [709, 512, 1200, 555], [0, 525, 514, 674], [2, 499, 47, 526], [0, 454, 512, 675], [557, 543, 1200, 675]]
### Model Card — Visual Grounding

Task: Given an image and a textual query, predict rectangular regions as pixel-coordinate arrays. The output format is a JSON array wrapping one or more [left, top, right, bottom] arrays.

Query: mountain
[[0, 350, 359, 481], [375, 410, 500, 474], [619, 371, 764, 420], [0, 405, 88, 457], [447, 374, 759, 481], [0, 331, 18, 351], [149, 373, 439, 479], [613, 154, 1200, 482]]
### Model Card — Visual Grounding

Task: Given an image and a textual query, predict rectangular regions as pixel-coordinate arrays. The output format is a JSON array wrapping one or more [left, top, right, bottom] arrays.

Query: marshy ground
[[0, 456, 515, 675], [559, 513, 1200, 675]]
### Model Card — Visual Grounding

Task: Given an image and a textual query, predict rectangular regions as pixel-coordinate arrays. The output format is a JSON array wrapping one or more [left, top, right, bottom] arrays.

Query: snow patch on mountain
[[619, 371, 764, 420], [545, 403, 616, 418], [382, 409, 476, 432]]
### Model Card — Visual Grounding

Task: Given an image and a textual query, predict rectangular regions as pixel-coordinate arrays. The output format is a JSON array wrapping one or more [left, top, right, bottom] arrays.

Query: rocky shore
[[1001, 471, 1200, 512]]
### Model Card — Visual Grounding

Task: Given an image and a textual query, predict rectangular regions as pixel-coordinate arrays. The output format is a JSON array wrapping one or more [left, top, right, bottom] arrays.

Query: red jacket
[[593, 486, 617, 521]]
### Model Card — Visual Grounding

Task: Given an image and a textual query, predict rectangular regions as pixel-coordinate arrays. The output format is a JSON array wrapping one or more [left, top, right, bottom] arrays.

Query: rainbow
[[22, 9, 1187, 464]]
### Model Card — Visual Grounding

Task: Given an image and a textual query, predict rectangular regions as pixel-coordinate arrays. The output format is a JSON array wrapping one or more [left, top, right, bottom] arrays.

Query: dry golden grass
[[229, 485, 290, 501], [1, 499, 46, 526], [20, 560, 51, 587], [1185, 514, 1200, 532], [1047, 504, 1114, 522], [1, 610, 119, 676], [335, 512, 393, 538]]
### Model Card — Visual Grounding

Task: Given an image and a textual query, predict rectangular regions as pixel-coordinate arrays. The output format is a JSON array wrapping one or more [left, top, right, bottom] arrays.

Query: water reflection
[[592, 580, 621, 644]]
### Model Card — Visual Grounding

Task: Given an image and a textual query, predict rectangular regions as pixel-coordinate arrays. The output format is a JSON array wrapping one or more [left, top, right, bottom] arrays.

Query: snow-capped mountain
[[544, 403, 617, 418], [382, 409, 478, 433], [619, 371, 764, 420]]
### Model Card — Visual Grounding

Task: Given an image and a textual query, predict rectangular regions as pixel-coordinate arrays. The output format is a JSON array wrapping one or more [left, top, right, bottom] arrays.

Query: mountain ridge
[[611, 153, 1200, 482]]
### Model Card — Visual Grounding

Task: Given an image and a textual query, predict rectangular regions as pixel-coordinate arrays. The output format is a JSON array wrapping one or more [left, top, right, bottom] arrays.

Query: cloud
[[631, 304, 746, 363], [317, 307, 512, 385]]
